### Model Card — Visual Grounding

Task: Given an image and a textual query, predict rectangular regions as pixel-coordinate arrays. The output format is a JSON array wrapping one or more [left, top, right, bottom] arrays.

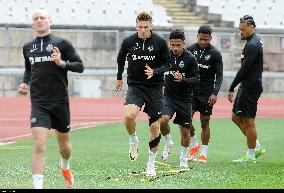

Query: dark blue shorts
[[162, 95, 192, 129], [192, 95, 213, 116], [233, 88, 262, 118], [125, 85, 163, 122], [30, 103, 71, 133]]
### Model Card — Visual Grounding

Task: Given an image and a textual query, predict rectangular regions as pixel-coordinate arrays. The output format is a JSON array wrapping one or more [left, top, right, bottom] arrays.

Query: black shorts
[[125, 85, 163, 120], [192, 95, 212, 116], [162, 95, 192, 129], [30, 103, 71, 133], [232, 88, 262, 118]]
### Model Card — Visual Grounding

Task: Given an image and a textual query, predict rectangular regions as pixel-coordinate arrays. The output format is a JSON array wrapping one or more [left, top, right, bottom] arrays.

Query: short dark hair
[[169, 29, 185, 40], [198, 25, 212, 35], [240, 15, 256, 27], [136, 11, 152, 22]]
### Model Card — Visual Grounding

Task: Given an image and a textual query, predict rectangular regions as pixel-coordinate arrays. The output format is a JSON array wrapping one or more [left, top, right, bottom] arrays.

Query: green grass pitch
[[0, 118, 283, 189]]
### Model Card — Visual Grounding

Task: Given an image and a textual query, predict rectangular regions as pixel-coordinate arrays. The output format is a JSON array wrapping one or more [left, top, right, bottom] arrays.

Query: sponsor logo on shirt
[[131, 54, 155, 61], [198, 63, 210, 69], [29, 56, 52, 65]]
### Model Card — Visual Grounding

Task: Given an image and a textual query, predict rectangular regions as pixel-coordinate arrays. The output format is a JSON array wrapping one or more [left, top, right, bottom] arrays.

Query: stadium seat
[[196, 0, 284, 29]]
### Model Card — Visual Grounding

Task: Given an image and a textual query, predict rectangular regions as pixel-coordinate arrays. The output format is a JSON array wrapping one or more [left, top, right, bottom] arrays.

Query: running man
[[228, 15, 265, 163], [160, 29, 199, 168], [186, 25, 223, 163], [115, 11, 171, 176], [18, 9, 84, 189]]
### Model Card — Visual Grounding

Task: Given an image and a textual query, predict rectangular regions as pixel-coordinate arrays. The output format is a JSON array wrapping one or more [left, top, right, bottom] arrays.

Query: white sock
[[130, 132, 139, 144], [32, 174, 43, 189], [180, 146, 188, 160], [247, 149, 255, 159], [191, 136, 197, 147], [256, 140, 261, 149], [147, 151, 157, 167], [61, 157, 70, 170], [200, 145, 208, 157], [165, 134, 174, 145]]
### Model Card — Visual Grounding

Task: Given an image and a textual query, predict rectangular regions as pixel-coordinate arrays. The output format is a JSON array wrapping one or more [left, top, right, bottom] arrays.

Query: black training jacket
[[187, 43, 223, 96], [229, 34, 263, 93], [164, 49, 200, 101], [117, 32, 171, 86], [23, 34, 84, 104]]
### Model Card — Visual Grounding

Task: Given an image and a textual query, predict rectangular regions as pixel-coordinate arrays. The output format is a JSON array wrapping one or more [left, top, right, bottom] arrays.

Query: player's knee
[[34, 141, 46, 155], [125, 113, 136, 122], [149, 133, 161, 150]]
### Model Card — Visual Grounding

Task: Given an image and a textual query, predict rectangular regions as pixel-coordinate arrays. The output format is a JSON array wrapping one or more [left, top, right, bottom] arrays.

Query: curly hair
[[198, 25, 212, 35], [169, 29, 185, 40]]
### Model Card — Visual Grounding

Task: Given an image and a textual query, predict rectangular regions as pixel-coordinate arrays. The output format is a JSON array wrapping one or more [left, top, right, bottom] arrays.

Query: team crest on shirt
[[148, 46, 154, 52], [179, 61, 185, 68], [46, 44, 54, 52], [205, 55, 211, 61], [29, 57, 35, 65]]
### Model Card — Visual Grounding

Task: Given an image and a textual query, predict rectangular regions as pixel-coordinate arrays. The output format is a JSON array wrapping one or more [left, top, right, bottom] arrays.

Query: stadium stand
[[0, 0, 173, 28], [196, 0, 284, 29]]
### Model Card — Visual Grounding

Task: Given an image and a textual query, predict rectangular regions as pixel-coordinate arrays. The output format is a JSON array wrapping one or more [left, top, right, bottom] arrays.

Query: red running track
[[0, 97, 283, 143]]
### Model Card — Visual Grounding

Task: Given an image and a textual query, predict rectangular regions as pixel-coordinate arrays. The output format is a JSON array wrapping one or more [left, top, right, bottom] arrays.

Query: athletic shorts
[[232, 88, 262, 118], [125, 85, 163, 124], [162, 95, 192, 129], [30, 103, 71, 133], [192, 95, 212, 116]]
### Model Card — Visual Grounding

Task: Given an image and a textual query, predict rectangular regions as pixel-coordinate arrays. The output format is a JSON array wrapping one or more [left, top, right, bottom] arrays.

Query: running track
[[0, 97, 283, 143]]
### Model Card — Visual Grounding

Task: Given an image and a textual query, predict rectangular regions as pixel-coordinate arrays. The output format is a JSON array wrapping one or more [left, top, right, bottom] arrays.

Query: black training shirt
[[117, 32, 171, 86], [229, 34, 263, 93], [164, 49, 199, 101], [23, 34, 84, 104], [187, 43, 223, 96]]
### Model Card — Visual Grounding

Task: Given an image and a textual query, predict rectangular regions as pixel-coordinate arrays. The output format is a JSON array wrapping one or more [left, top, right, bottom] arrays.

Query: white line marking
[[0, 121, 121, 143]]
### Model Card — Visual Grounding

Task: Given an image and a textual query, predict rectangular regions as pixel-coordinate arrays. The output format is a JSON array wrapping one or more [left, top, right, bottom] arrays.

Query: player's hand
[[18, 83, 29, 95], [208, 94, 217, 106], [144, 64, 154, 79], [51, 47, 65, 67], [115, 80, 123, 92], [173, 70, 182, 82], [227, 92, 234, 103]]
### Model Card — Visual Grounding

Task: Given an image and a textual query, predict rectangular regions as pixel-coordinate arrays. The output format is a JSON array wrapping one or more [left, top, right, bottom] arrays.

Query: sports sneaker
[[180, 158, 188, 168], [161, 143, 174, 161], [232, 155, 256, 163], [198, 155, 208, 163], [146, 163, 156, 177], [59, 160, 74, 189], [255, 148, 266, 158], [129, 143, 138, 161], [188, 143, 200, 161]]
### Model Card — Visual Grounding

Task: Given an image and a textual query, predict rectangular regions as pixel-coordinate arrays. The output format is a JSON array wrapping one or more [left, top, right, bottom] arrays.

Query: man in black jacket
[[160, 29, 199, 168], [18, 9, 84, 189], [186, 25, 223, 163], [228, 15, 265, 163], [115, 11, 171, 177]]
